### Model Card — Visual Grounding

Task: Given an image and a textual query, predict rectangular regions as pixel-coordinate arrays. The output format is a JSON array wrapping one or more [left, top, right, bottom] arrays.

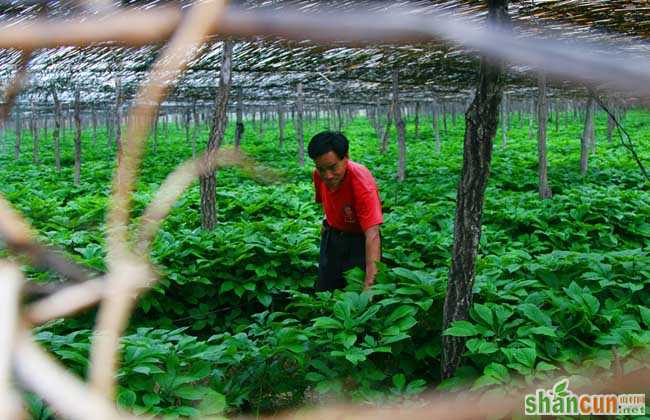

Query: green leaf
[[257, 293, 272, 307], [143, 393, 161, 407], [405, 379, 427, 395], [513, 348, 536, 368], [397, 316, 417, 331], [466, 338, 499, 354], [198, 389, 227, 416], [341, 333, 357, 349], [518, 303, 552, 327], [174, 385, 207, 400], [219, 281, 235, 293], [443, 320, 479, 337], [484, 363, 510, 383], [385, 305, 417, 325], [640, 306, 650, 327], [117, 388, 136, 407], [528, 326, 558, 337], [305, 372, 325, 382], [392, 373, 406, 391], [313, 317, 342, 329], [473, 303, 494, 327]]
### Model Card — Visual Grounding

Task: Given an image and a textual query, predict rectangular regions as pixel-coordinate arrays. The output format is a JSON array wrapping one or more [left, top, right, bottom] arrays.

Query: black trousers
[[316, 220, 366, 292]]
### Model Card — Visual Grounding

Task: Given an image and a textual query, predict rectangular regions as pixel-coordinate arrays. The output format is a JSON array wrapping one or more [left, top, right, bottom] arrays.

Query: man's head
[[308, 131, 349, 189]]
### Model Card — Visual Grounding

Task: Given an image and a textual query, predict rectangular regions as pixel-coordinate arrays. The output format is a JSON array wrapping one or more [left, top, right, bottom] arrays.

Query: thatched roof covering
[[1, 0, 649, 108]]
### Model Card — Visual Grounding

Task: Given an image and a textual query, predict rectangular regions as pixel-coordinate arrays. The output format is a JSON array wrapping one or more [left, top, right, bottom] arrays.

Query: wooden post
[[414, 101, 420, 140], [537, 73, 552, 199], [392, 69, 406, 182], [588, 99, 596, 154], [163, 113, 169, 142], [442, 102, 448, 134], [442, 0, 509, 380], [31, 102, 40, 164], [114, 77, 123, 151], [91, 104, 98, 145], [73, 88, 82, 186], [380, 102, 393, 153], [278, 105, 285, 149], [528, 99, 534, 140], [501, 92, 508, 147], [152, 111, 158, 154], [296, 83, 305, 166], [433, 100, 441, 155], [185, 108, 195, 158], [580, 96, 594, 176], [234, 87, 244, 150], [199, 41, 234, 230], [336, 102, 342, 132], [13, 104, 21, 160]]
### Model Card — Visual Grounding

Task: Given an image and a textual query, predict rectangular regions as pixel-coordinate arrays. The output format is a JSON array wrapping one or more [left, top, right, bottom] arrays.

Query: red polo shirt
[[313, 160, 383, 233]]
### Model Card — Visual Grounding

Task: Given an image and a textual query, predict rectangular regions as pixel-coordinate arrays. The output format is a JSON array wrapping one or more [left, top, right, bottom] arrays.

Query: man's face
[[315, 151, 347, 190]]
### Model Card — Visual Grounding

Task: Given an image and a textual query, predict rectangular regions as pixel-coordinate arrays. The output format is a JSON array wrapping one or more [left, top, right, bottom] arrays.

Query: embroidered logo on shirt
[[343, 204, 357, 224]]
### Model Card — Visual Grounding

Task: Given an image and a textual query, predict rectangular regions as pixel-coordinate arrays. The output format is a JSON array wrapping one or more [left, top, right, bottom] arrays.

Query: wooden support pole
[[52, 89, 62, 172], [114, 76, 123, 151], [73, 88, 82, 186], [296, 83, 305, 166], [199, 40, 233, 230], [414, 101, 420, 140], [234, 87, 244, 150], [393, 68, 406, 182], [537, 73, 552, 199], [278, 105, 285, 149], [91, 103, 97, 145], [501, 92, 508, 147], [580, 96, 594, 175], [31, 101, 40, 164], [442, 0, 509, 380], [14, 104, 21, 160], [433, 100, 441, 155]]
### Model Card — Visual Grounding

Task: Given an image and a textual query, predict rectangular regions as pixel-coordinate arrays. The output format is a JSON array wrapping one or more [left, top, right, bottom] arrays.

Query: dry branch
[[90, 0, 228, 399], [0, 263, 23, 420]]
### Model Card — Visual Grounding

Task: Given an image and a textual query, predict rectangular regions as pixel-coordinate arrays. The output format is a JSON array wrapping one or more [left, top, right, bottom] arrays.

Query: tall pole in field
[[199, 41, 234, 230], [442, 0, 509, 380]]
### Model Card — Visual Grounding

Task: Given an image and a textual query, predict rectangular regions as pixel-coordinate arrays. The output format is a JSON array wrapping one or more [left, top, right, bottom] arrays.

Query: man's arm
[[364, 225, 381, 289]]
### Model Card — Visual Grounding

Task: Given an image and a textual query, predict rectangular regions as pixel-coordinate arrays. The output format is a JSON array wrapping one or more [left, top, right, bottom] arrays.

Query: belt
[[323, 220, 365, 237]]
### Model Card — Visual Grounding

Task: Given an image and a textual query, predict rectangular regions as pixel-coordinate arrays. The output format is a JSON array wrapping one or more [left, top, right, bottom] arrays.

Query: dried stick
[[24, 278, 106, 325], [0, 262, 23, 420], [14, 332, 139, 420], [90, 0, 227, 399]]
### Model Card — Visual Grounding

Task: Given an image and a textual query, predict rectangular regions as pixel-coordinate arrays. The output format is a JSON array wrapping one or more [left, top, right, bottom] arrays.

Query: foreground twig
[[90, 0, 228, 399], [25, 278, 106, 325], [0, 263, 23, 420]]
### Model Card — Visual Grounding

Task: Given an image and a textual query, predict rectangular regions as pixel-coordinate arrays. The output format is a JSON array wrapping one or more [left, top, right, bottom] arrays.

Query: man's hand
[[364, 225, 381, 290]]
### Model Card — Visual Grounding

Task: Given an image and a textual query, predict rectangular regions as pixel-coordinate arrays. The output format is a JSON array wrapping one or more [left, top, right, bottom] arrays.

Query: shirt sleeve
[[353, 182, 383, 232], [312, 170, 322, 203]]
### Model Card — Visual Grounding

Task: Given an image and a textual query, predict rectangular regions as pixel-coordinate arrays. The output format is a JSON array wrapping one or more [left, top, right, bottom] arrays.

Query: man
[[308, 131, 383, 292]]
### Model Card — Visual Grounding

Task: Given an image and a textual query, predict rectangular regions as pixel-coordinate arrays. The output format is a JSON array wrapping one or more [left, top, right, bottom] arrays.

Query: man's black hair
[[307, 131, 349, 160]]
